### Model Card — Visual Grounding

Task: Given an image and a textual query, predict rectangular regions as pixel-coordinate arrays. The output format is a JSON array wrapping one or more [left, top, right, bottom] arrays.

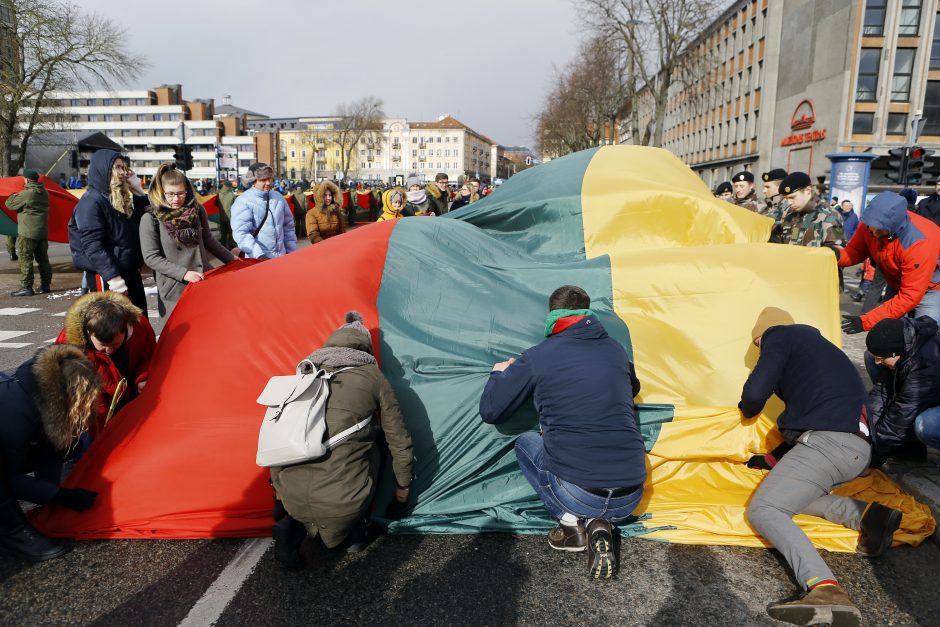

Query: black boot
[[11, 287, 34, 297], [0, 497, 69, 562], [272, 514, 306, 570], [39, 285, 51, 294], [857, 502, 902, 557], [342, 517, 371, 554]]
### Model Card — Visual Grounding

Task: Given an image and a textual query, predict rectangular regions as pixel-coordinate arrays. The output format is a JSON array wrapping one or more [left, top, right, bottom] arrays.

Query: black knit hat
[[866, 318, 906, 357]]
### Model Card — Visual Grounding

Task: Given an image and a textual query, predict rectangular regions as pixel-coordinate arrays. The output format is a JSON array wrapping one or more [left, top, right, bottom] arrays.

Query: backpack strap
[[321, 365, 370, 448]]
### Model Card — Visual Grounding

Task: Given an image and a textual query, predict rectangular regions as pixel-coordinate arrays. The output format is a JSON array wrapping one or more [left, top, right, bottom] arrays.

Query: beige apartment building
[[627, 0, 940, 191]]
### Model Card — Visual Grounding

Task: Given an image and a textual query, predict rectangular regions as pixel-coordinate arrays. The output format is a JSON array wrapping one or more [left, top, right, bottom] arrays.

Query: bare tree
[[333, 96, 384, 180], [0, 0, 145, 176], [580, 0, 723, 147]]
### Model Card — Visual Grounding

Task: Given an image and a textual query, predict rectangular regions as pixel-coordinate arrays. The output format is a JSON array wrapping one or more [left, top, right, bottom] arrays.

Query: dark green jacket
[[5, 182, 49, 239], [217, 186, 236, 218]]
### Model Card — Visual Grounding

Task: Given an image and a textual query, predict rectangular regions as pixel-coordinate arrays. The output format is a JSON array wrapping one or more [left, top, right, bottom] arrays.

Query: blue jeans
[[914, 289, 940, 323], [914, 406, 940, 449], [514, 431, 643, 523]]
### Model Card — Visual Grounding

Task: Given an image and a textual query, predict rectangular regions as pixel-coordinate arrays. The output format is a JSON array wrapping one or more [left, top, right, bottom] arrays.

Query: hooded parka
[[270, 322, 413, 548], [306, 181, 346, 243]]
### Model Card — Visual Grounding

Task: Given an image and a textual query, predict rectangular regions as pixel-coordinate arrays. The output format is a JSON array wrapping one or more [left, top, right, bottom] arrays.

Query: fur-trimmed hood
[[314, 181, 342, 212], [31, 344, 96, 450], [63, 291, 142, 348], [426, 183, 443, 200]]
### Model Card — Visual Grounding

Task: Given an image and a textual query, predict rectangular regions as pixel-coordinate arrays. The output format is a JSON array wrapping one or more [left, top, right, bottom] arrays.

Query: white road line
[[0, 331, 31, 341], [0, 343, 32, 349], [49, 312, 67, 317], [177, 538, 272, 627], [0, 308, 41, 315]]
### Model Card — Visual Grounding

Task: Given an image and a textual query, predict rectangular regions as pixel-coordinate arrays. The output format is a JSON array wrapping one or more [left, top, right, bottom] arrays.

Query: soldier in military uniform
[[762, 168, 789, 243], [731, 171, 760, 213], [776, 172, 844, 248], [715, 181, 734, 202]]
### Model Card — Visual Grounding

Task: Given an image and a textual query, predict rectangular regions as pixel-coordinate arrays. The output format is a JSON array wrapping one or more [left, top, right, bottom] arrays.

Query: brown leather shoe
[[586, 518, 617, 580], [548, 522, 586, 552], [767, 585, 860, 626], [857, 502, 902, 557]]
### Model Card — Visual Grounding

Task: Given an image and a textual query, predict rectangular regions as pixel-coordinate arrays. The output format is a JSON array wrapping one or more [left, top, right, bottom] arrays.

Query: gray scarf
[[305, 345, 376, 369]]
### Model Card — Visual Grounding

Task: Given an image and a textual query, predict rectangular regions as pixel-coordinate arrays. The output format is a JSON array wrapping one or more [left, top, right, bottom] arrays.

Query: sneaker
[[272, 515, 306, 570], [850, 291, 864, 302], [548, 522, 586, 552], [586, 518, 617, 580], [39, 285, 51, 294], [11, 287, 34, 297], [857, 502, 902, 557], [767, 585, 860, 626]]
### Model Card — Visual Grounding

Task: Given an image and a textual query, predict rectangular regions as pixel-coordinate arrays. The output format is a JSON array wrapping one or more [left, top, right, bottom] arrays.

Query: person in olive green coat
[[6, 170, 52, 296], [270, 311, 414, 568], [216, 180, 237, 249]]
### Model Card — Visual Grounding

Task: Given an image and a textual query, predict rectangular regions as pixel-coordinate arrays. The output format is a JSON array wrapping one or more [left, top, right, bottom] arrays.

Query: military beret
[[715, 181, 733, 195], [762, 168, 788, 183], [732, 171, 754, 183], [779, 172, 812, 195]]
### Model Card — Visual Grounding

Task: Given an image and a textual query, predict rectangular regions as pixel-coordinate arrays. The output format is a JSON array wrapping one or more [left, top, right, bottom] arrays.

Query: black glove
[[386, 498, 410, 521], [841, 314, 864, 334], [52, 487, 98, 511], [746, 455, 772, 470], [823, 243, 842, 260]]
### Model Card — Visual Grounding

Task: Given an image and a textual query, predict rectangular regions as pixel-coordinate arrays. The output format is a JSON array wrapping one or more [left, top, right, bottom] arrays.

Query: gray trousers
[[747, 430, 871, 589]]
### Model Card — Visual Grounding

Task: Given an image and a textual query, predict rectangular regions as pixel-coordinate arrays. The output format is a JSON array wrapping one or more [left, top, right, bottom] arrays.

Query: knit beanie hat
[[751, 307, 795, 341], [23, 169, 39, 182], [899, 188, 918, 207], [406, 175, 421, 190], [866, 318, 906, 357], [342, 310, 369, 337]]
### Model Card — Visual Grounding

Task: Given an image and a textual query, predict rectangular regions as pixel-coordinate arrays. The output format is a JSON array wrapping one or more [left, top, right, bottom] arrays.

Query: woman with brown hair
[[306, 180, 346, 243], [139, 162, 239, 318], [0, 345, 102, 561]]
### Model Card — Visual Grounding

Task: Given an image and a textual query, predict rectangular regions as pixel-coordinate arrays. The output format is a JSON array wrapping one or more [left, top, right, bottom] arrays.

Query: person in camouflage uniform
[[777, 172, 843, 248], [7, 170, 52, 296], [715, 181, 734, 202], [731, 171, 761, 213], [762, 168, 789, 243]]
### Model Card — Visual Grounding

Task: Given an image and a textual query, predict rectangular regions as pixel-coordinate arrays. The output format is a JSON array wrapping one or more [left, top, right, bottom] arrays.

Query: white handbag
[[255, 361, 370, 467]]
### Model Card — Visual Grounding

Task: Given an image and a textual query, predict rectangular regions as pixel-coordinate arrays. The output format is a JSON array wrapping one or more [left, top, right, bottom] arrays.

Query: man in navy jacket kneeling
[[479, 285, 647, 581]]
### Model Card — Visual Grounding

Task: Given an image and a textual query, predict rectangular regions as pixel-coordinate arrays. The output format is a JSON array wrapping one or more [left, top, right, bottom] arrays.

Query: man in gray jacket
[[6, 170, 52, 296]]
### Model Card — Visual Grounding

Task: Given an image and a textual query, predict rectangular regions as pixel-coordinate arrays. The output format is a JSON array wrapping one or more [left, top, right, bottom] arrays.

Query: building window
[[153, 113, 162, 121], [898, 0, 922, 36], [886, 112, 908, 135], [853, 112, 875, 134], [924, 81, 940, 134], [931, 13, 940, 70], [892, 48, 915, 101], [863, 0, 886, 36], [856, 48, 881, 102]]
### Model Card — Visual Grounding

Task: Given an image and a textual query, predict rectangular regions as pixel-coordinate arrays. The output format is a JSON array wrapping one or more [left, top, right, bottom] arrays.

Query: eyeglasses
[[165, 192, 187, 198]]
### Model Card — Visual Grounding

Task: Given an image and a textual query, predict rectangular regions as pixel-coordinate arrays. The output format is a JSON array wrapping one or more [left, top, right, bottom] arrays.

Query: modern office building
[[626, 0, 940, 192]]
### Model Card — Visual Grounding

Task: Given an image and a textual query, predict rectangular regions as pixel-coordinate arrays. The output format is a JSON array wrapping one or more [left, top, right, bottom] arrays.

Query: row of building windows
[[857, 47, 918, 102], [58, 98, 152, 107], [667, 110, 761, 157], [65, 113, 183, 122], [864, 0, 925, 37], [854, 81, 940, 135]]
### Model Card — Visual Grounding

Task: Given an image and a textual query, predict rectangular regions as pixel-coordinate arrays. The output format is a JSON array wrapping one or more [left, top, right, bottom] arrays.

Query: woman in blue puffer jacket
[[230, 163, 297, 259]]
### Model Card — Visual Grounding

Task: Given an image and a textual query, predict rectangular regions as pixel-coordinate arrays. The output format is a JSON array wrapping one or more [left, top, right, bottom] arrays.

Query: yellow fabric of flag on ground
[[579, 145, 935, 551]]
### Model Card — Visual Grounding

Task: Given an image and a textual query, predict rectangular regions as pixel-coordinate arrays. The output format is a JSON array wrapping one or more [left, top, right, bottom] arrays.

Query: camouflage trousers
[[6, 235, 16, 257], [17, 237, 52, 289]]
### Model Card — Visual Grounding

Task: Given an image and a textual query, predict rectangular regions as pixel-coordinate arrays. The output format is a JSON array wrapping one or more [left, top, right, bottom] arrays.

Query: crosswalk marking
[[0, 308, 41, 316], [0, 330, 34, 349]]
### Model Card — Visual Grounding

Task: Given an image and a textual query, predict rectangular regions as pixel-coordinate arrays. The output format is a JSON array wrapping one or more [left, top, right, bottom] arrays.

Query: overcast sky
[[76, 0, 584, 149]]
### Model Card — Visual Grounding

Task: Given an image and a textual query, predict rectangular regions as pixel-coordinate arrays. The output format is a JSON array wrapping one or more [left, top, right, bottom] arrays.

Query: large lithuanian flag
[[34, 146, 935, 552]]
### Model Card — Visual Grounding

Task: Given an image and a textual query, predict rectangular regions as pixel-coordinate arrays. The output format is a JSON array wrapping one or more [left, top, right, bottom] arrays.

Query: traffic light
[[183, 145, 194, 171], [907, 146, 936, 185], [886, 147, 908, 184], [172, 144, 187, 170]]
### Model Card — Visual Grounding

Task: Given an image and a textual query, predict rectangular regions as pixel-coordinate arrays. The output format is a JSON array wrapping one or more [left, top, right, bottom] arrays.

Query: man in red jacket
[[837, 191, 940, 334]]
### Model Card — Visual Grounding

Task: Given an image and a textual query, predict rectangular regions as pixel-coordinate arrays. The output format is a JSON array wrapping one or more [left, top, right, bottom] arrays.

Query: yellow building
[[281, 118, 349, 181]]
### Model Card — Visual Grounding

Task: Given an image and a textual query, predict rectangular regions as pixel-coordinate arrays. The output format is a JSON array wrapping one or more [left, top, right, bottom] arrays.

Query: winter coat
[[140, 199, 235, 318], [740, 324, 867, 435], [838, 207, 859, 242], [217, 186, 236, 218], [733, 190, 761, 213], [306, 181, 346, 243], [67, 149, 148, 281], [915, 193, 940, 227], [55, 291, 156, 432], [839, 192, 940, 330], [449, 192, 478, 212], [4, 181, 49, 239], [778, 195, 843, 247], [269, 326, 413, 548], [0, 345, 89, 505], [377, 188, 413, 221], [425, 183, 449, 215], [868, 316, 940, 466], [479, 316, 647, 489], [230, 186, 297, 259]]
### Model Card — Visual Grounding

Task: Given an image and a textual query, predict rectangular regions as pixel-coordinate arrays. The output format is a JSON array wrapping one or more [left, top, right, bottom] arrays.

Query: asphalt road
[[0, 246, 937, 626]]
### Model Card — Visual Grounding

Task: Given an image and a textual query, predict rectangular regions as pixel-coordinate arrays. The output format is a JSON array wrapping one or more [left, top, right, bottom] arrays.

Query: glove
[[841, 314, 864, 334], [107, 276, 128, 294], [52, 487, 98, 511], [386, 498, 410, 521], [746, 455, 773, 470], [823, 243, 842, 260]]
